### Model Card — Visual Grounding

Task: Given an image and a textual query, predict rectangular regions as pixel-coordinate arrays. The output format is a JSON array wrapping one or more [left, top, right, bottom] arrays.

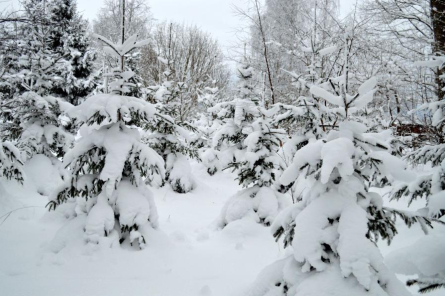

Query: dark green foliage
[[407, 278, 445, 294], [0, 142, 24, 184]]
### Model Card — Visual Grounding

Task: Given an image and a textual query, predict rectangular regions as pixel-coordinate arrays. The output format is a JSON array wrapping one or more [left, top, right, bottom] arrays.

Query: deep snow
[[0, 160, 444, 296]]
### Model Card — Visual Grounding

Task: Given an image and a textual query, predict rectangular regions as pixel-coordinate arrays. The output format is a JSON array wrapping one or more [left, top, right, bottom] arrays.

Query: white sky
[[2, 0, 357, 51]]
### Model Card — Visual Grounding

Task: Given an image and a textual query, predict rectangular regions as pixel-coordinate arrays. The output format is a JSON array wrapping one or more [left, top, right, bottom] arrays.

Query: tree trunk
[[253, 0, 275, 107], [431, 0, 445, 99]]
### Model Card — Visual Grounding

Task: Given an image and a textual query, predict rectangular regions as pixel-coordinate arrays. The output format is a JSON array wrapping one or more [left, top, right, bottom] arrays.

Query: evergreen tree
[[47, 20, 165, 249], [0, 0, 97, 105], [196, 84, 221, 175], [0, 0, 55, 98], [389, 56, 445, 294], [236, 61, 261, 105], [143, 63, 198, 193], [210, 62, 263, 161], [216, 115, 288, 228], [248, 58, 435, 295], [210, 95, 259, 168], [0, 92, 73, 160], [211, 62, 289, 227], [199, 61, 261, 177], [0, 0, 97, 164], [266, 45, 339, 198], [46, 0, 98, 106]]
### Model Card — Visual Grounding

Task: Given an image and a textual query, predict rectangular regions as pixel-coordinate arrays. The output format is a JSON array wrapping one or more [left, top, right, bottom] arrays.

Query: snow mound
[[23, 154, 64, 196], [216, 187, 288, 228], [386, 234, 445, 277], [166, 154, 196, 194]]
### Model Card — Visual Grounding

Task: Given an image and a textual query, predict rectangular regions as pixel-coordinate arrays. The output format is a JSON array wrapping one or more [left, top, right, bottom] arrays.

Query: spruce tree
[[197, 84, 221, 175], [390, 57, 445, 294], [216, 115, 288, 228], [0, 92, 73, 160], [210, 62, 262, 161], [211, 62, 289, 227], [236, 61, 261, 104], [0, 0, 97, 163], [46, 0, 98, 106], [0, 0, 97, 105], [248, 51, 435, 295], [47, 9, 165, 249], [200, 61, 261, 176], [143, 63, 198, 193]]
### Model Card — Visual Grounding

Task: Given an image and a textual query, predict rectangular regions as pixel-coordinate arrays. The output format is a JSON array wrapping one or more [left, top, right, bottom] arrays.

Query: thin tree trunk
[[120, 0, 125, 73], [253, 0, 275, 107]]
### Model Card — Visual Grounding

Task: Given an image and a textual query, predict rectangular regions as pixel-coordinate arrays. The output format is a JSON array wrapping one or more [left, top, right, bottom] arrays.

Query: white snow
[[319, 45, 337, 56], [386, 233, 445, 277], [310, 85, 343, 106], [0, 161, 443, 296], [23, 154, 64, 196]]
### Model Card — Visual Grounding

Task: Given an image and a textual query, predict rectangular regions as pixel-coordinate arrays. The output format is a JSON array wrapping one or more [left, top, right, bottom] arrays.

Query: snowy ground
[[0, 160, 443, 296]]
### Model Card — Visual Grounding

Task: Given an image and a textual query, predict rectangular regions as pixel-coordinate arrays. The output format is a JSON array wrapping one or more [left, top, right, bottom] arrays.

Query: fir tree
[[236, 61, 261, 105], [0, 0, 97, 105], [0, 92, 74, 160], [46, 0, 98, 106], [216, 115, 288, 228], [389, 56, 445, 294], [0, 0, 97, 163], [197, 62, 261, 177], [47, 10, 165, 249], [210, 62, 263, 160], [248, 54, 436, 295], [211, 61, 289, 227], [196, 84, 221, 175], [143, 64, 198, 193]]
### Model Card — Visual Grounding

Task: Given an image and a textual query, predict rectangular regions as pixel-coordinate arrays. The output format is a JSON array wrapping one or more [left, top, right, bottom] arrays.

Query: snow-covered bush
[[200, 148, 220, 176]]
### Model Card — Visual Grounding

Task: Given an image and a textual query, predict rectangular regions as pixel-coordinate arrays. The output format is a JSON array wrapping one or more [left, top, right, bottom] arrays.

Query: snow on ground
[[0, 161, 443, 296]]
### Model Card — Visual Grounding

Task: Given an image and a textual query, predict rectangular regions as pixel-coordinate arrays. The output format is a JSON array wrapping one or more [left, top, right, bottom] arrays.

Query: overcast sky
[[2, 0, 357, 51]]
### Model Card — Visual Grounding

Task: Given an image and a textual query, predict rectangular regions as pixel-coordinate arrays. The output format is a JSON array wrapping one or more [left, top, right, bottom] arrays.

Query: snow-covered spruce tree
[[210, 62, 263, 168], [0, 0, 97, 166], [0, 141, 24, 184], [248, 75, 435, 296], [0, 0, 97, 106], [45, 0, 98, 106], [216, 115, 288, 228], [388, 57, 445, 294], [47, 20, 165, 249], [0, 0, 54, 98], [236, 60, 261, 105], [267, 44, 341, 199], [211, 61, 289, 227], [196, 84, 222, 175], [143, 62, 198, 193], [0, 92, 74, 160]]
